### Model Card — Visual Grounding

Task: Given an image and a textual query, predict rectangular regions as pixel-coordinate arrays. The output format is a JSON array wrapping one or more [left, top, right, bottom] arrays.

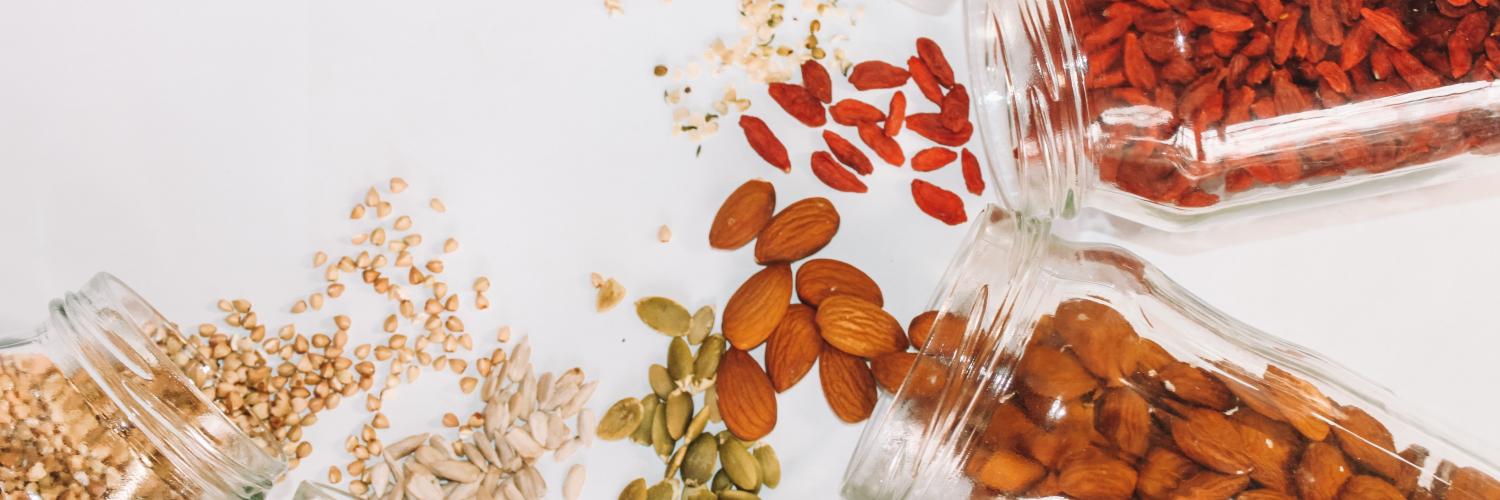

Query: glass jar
[[965, 0, 1500, 229], [0, 273, 284, 499], [842, 206, 1500, 498]]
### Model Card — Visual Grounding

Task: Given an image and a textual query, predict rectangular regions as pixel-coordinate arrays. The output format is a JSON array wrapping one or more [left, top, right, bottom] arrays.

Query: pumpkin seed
[[684, 404, 711, 443], [597, 278, 627, 312], [681, 433, 719, 486], [665, 392, 692, 441], [705, 387, 722, 423], [648, 364, 674, 398], [663, 443, 688, 479], [635, 297, 691, 336], [667, 337, 694, 383], [596, 398, 645, 441], [753, 445, 781, 489], [684, 486, 718, 500], [631, 395, 659, 445], [711, 470, 732, 494], [688, 306, 715, 345], [718, 437, 760, 491], [644, 479, 681, 500], [618, 478, 648, 500], [692, 335, 725, 387], [650, 400, 673, 459], [719, 490, 760, 500]]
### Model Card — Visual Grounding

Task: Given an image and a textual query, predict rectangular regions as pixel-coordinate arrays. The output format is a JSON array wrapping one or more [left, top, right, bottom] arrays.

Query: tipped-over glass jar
[[843, 206, 1500, 499], [965, 0, 1500, 229], [0, 274, 284, 499]]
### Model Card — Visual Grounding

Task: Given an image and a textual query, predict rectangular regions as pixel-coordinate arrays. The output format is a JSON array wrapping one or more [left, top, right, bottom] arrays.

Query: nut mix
[[1073, 0, 1500, 208], [921, 298, 1500, 499]]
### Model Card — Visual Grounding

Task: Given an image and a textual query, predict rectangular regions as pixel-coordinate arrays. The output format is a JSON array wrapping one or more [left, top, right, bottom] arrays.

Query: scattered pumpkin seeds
[[753, 445, 781, 489], [667, 337, 694, 383], [596, 277, 627, 312], [645, 479, 682, 500], [597, 398, 646, 441], [648, 364, 675, 398], [635, 297, 692, 336], [666, 392, 692, 441], [682, 433, 719, 486], [619, 478, 648, 500], [688, 306, 715, 345], [718, 437, 760, 491]]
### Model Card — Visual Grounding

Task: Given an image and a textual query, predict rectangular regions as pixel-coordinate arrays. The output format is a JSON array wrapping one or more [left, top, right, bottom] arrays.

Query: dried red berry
[[768, 82, 827, 127], [1361, 8, 1417, 50], [829, 99, 886, 126], [886, 91, 907, 137], [739, 115, 790, 172], [810, 151, 868, 193], [911, 179, 968, 225], [1186, 9, 1254, 32], [911, 148, 958, 172], [939, 85, 971, 132], [848, 61, 910, 90], [916, 37, 956, 87], [802, 60, 833, 104], [909, 56, 945, 105], [961, 148, 985, 195], [907, 113, 974, 147], [822, 130, 874, 175], [858, 121, 905, 167]]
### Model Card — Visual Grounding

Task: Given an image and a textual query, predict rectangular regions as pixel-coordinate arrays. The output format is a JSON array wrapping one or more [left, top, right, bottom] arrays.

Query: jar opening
[[51, 273, 284, 497]]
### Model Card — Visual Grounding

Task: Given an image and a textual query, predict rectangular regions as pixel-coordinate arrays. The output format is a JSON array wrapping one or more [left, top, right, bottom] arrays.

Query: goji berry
[[810, 151, 868, 193], [906, 113, 973, 147], [960, 148, 985, 195], [848, 61, 910, 90], [938, 85, 970, 133], [910, 179, 967, 225], [822, 130, 874, 175], [885, 91, 907, 137], [857, 121, 904, 167], [768, 82, 827, 127], [738, 115, 790, 172], [802, 60, 833, 104], [915, 37, 955, 88], [829, 99, 886, 126], [911, 148, 957, 172], [908, 56, 945, 105]]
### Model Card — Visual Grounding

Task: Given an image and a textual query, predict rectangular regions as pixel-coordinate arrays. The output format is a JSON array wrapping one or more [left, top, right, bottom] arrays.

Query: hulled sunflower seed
[[563, 464, 586, 500]]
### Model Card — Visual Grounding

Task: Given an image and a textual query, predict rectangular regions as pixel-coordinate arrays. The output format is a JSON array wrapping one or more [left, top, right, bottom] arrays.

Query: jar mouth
[[56, 273, 285, 497], [964, 0, 1090, 219]]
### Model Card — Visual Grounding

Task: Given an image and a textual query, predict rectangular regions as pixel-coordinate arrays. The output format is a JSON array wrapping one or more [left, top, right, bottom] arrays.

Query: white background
[[1, 1, 1498, 498]]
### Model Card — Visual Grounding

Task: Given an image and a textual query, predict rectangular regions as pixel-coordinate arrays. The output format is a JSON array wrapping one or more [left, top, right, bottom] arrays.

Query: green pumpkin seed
[[651, 400, 674, 459], [632, 395, 659, 445], [684, 404, 711, 443], [619, 478, 648, 500], [648, 364, 674, 398], [636, 297, 692, 336], [711, 469, 732, 493], [693, 335, 725, 386], [664, 442, 688, 479], [688, 306, 715, 345], [596, 398, 645, 441], [719, 437, 760, 491], [644, 479, 681, 500], [753, 445, 781, 489], [705, 387, 722, 423], [667, 336, 695, 383], [683, 486, 717, 500], [681, 433, 719, 486], [718, 491, 760, 500], [666, 392, 692, 441]]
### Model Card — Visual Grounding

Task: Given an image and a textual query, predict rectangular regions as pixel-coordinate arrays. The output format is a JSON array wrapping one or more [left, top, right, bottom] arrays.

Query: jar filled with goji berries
[[0, 273, 284, 499], [842, 206, 1500, 498], [962, 0, 1500, 229]]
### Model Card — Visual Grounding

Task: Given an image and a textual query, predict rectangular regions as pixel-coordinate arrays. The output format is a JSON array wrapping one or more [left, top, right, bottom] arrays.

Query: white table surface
[[2, 1, 1498, 498]]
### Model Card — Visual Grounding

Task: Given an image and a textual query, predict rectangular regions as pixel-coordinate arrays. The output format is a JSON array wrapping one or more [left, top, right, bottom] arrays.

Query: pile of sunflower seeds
[[594, 297, 781, 499]]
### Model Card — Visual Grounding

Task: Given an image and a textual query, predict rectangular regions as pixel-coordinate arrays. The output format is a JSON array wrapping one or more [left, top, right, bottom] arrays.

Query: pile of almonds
[[739, 38, 985, 225], [933, 298, 1500, 499]]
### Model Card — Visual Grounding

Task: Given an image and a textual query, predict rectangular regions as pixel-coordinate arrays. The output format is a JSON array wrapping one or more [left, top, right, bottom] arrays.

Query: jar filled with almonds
[[0, 273, 284, 499], [965, 0, 1500, 230], [842, 206, 1499, 499]]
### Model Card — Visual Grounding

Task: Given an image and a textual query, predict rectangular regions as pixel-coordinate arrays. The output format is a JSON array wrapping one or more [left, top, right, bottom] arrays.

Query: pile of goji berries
[[1081, 0, 1500, 208], [738, 38, 984, 226]]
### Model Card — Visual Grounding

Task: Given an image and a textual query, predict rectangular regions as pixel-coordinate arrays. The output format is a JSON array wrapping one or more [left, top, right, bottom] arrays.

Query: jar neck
[[967, 0, 1092, 219], [42, 273, 283, 498]]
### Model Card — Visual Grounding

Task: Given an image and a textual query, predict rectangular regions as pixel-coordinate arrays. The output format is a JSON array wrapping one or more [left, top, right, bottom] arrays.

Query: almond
[[910, 310, 967, 357], [1170, 407, 1252, 475], [1058, 451, 1139, 500], [1017, 347, 1097, 400], [815, 295, 908, 358], [1020, 426, 1096, 469], [1394, 445, 1429, 493], [1232, 409, 1301, 493], [794, 258, 883, 307], [906, 310, 937, 350], [1157, 362, 1234, 411], [1137, 448, 1201, 499], [1238, 489, 1297, 500], [1331, 405, 1402, 482], [1264, 365, 1335, 442], [722, 263, 793, 350], [869, 351, 913, 393], [1136, 338, 1178, 375], [818, 343, 878, 423], [1098, 388, 1151, 459], [715, 348, 778, 441], [1448, 466, 1500, 500], [975, 450, 1046, 494], [1295, 442, 1353, 500], [1170, 471, 1250, 499], [979, 402, 1038, 450], [764, 304, 822, 392], [1054, 299, 1139, 382], [871, 351, 946, 398], [709, 179, 776, 250], [1339, 475, 1404, 500], [753, 197, 839, 264]]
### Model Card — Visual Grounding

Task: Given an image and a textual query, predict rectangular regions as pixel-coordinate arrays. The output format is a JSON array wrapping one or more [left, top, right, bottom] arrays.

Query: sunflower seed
[[578, 408, 597, 446], [405, 472, 443, 500], [563, 464, 586, 500], [387, 434, 429, 459], [431, 460, 482, 483]]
